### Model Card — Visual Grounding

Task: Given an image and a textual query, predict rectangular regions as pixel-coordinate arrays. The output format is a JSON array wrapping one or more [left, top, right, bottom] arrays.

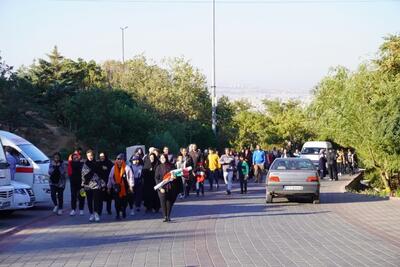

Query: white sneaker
[[89, 214, 95, 222], [130, 209, 135, 216], [94, 212, 100, 222], [70, 210, 76, 216], [79, 210, 84, 216], [53, 206, 58, 213], [57, 209, 63, 216]]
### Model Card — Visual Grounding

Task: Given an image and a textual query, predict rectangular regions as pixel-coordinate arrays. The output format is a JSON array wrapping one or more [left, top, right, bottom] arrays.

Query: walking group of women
[[48, 144, 219, 223]]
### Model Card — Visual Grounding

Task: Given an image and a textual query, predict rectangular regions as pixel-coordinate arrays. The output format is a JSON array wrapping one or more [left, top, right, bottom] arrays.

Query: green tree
[[262, 99, 315, 150], [310, 35, 400, 194], [59, 89, 154, 155]]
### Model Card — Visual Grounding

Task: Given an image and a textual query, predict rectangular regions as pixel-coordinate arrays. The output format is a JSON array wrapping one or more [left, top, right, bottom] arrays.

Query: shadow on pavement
[[2, 207, 331, 254], [320, 192, 389, 204]]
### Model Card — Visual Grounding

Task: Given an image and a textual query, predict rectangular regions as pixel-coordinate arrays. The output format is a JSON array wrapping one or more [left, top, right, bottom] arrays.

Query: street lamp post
[[120, 26, 128, 63], [211, 0, 217, 135]]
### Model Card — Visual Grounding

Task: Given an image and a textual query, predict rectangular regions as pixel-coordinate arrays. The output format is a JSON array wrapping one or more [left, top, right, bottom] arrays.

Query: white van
[[300, 141, 333, 167], [0, 130, 50, 202]]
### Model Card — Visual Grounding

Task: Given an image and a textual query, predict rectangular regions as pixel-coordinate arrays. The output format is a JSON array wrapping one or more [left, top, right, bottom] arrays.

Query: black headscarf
[[143, 153, 159, 170]]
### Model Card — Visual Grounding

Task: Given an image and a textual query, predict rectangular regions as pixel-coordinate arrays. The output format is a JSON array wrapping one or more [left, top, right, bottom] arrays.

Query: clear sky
[[1, 0, 399, 103]]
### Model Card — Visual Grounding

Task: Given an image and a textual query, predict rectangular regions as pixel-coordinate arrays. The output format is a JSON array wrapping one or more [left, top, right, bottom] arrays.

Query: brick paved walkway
[[0, 175, 399, 266]]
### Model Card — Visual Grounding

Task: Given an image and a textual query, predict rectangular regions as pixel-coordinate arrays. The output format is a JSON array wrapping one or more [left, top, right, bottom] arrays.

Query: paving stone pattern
[[0, 176, 399, 267]]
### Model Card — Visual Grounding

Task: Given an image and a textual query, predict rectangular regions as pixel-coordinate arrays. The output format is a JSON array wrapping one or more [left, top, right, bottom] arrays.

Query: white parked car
[[0, 185, 13, 212], [10, 180, 35, 210]]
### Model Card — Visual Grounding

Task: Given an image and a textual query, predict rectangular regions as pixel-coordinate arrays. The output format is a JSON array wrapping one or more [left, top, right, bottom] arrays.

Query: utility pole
[[120, 26, 128, 63], [211, 0, 217, 135]]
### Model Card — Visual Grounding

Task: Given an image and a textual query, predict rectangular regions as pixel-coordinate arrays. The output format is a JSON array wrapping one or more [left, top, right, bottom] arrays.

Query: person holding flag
[[154, 154, 183, 222]]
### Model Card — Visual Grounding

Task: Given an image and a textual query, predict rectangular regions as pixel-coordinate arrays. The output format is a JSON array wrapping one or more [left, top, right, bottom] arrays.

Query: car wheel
[[312, 195, 320, 204]]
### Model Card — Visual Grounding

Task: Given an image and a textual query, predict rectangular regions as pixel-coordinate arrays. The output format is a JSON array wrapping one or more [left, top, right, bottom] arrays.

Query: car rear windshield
[[271, 159, 315, 170], [301, 147, 323, 155]]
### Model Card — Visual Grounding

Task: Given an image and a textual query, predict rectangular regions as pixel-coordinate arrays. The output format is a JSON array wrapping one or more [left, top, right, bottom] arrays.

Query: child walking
[[195, 162, 206, 196], [237, 155, 249, 194]]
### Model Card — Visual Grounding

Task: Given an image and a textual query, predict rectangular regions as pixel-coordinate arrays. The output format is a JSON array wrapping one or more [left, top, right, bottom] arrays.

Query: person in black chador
[[69, 152, 85, 216], [142, 153, 160, 213], [155, 154, 183, 222], [97, 152, 114, 215]]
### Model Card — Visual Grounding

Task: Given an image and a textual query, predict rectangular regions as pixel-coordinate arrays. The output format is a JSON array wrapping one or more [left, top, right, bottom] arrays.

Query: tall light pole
[[211, 0, 217, 135], [120, 26, 128, 63]]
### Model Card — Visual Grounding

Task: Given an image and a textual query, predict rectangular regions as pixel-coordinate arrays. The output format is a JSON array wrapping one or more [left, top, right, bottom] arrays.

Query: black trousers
[[208, 170, 219, 189], [196, 181, 204, 195], [134, 183, 143, 208], [328, 164, 338, 180], [115, 195, 127, 217], [70, 183, 85, 211], [99, 191, 112, 215], [127, 191, 135, 209], [184, 178, 194, 197], [239, 177, 248, 193], [86, 189, 102, 214], [157, 191, 176, 219], [50, 185, 64, 209]]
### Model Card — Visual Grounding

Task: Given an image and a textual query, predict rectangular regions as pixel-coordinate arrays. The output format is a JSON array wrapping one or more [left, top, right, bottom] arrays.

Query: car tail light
[[268, 176, 280, 182], [306, 176, 318, 182]]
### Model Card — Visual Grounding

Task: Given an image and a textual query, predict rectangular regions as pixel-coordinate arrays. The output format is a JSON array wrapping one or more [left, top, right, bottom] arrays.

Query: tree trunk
[[380, 171, 391, 194]]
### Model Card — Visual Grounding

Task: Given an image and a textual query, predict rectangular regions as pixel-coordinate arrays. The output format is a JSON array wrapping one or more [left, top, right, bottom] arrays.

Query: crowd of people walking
[[318, 148, 358, 181], [47, 144, 357, 223]]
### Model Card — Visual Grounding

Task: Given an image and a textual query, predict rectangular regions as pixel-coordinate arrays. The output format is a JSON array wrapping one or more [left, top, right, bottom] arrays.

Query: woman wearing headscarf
[[134, 147, 145, 166], [142, 153, 160, 213], [69, 152, 85, 216], [48, 152, 67, 215], [107, 153, 134, 220], [98, 152, 114, 215], [81, 149, 105, 222], [155, 154, 183, 222]]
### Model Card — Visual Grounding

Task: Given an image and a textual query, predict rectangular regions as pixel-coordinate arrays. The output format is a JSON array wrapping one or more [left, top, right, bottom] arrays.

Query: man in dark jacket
[[326, 148, 338, 181], [98, 152, 114, 215], [189, 144, 203, 168]]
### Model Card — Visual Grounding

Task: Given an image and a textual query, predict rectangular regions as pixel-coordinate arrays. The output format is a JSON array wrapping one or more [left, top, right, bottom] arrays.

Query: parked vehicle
[[0, 185, 13, 212], [0, 131, 50, 202], [10, 180, 35, 210], [0, 137, 13, 211], [266, 158, 320, 204], [300, 141, 332, 167]]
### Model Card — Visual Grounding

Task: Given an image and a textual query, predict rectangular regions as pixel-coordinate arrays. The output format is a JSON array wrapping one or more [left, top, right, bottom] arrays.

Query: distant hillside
[[0, 111, 77, 157]]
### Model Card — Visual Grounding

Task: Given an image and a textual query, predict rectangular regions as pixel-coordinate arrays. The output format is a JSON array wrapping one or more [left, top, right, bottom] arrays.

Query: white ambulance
[[0, 130, 50, 203]]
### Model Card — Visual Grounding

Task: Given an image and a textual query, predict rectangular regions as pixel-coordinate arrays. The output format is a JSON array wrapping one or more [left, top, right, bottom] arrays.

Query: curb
[[345, 171, 400, 201]]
